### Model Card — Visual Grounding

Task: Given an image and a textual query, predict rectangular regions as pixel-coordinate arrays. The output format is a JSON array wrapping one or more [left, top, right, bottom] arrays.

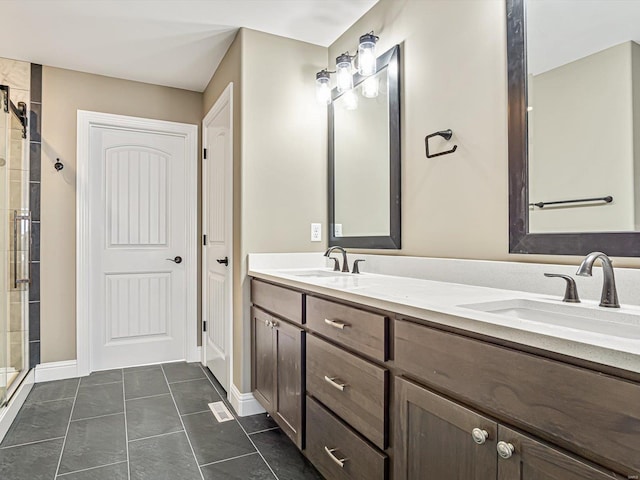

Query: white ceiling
[[0, 0, 378, 92], [527, 0, 640, 75]]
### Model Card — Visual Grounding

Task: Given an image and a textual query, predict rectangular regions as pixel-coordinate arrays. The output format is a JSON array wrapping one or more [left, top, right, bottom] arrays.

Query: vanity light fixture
[[336, 52, 354, 93], [358, 32, 379, 76], [316, 69, 332, 105], [314, 30, 380, 105]]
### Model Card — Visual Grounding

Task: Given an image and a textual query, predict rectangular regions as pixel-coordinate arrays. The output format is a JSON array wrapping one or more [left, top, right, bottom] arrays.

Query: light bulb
[[362, 76, 379, 98], [336, 53, 353, 93], [343, 89, 358, 110], [358, 33, 378, 76], [315, 70, 331, 105]]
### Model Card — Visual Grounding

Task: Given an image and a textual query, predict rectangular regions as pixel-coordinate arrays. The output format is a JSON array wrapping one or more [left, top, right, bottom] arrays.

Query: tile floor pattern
[[0, 362, 323, 480]]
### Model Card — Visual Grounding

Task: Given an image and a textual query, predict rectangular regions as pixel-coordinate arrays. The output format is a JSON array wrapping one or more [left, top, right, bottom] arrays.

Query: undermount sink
[[459, 299, 640, 339], [278, 269, 353, 278]]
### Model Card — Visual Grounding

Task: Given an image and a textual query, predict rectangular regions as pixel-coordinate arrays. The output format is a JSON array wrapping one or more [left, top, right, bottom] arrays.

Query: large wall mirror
[[329, 45, 401, 249], [508, 0, 640, 256]]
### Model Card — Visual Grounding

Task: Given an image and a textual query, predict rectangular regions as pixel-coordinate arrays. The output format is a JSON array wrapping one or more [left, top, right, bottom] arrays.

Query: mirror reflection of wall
[[334, 68, 390, 237], [526, 0, 640, 233]]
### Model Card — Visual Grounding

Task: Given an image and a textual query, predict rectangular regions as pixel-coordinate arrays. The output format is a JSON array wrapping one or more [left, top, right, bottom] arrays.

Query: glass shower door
[[0, 88, 7, 404], [0, 87, 29, 407]]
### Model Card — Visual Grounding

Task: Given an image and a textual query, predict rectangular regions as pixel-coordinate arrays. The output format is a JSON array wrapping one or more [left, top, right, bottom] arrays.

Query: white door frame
[[201, 83, 234, 391], [77, 110, 199, 376]]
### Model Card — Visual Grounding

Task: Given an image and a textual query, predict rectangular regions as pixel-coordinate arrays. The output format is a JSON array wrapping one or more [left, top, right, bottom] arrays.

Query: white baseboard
[[35, 360, 79, 383], [188, 346, 202, 363], [0, 369, 34, 442], [229, 384, 265, 417]]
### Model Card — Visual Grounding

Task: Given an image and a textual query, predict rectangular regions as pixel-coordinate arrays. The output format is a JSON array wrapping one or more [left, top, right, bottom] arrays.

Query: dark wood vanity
[[250, 277, 639, 480]]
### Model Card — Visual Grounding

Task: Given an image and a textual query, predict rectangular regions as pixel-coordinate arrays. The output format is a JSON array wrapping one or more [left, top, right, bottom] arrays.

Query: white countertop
[[249, 265, 640, 374]]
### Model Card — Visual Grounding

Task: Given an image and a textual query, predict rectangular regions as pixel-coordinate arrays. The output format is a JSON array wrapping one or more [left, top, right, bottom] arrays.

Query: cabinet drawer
[[306, 396, 387, 480], [306, 296, 387, 361], [251, 279, 303, 325], [307, 335, 387, 449], [395, 319, 640, 476]]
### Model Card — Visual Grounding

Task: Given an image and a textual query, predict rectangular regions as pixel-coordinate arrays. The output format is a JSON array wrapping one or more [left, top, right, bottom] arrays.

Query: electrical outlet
[[334, 224, 343, 237], [311, 223, 322, 242]]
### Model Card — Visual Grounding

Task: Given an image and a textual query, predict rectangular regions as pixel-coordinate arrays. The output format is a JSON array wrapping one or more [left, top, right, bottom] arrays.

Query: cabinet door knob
[[270, 320, 278, 328], [497, 441, 515, 459], [264, 319, 270, 327], [471, 428, 489, 445], [323, 446, 346, 468]]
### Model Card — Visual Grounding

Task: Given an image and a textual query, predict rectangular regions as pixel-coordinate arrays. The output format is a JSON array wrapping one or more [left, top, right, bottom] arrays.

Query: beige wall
[[329, 0, 640, 269], [41, 67, 202, 362], [238, 29, 327, 390]]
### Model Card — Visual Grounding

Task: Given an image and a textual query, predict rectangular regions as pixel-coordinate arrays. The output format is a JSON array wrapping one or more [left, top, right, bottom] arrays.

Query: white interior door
[[88, 123, 191, 371], [203, 84, 233, 393]]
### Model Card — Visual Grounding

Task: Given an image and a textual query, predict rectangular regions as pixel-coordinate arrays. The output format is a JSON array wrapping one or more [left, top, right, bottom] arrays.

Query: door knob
[[497, 441, 515, 459], [216, 257, 229, 266], [166, 256, 183, 264]]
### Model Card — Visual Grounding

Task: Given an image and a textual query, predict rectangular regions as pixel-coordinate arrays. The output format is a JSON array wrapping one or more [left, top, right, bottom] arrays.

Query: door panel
[[497, 426, 625, 480], [274, 319, 303, 446], [90, 127, 187, 370], [203, 91, 232, 392], [394, 376, 498, 480]]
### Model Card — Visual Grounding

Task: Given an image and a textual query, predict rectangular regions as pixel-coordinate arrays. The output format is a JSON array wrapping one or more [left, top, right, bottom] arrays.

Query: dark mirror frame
[[328, 44, 401, 249], [507, 0, 640, 256]]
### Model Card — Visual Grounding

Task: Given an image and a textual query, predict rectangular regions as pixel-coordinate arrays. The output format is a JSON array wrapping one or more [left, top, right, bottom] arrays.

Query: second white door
[[203, 84, 233, 393]]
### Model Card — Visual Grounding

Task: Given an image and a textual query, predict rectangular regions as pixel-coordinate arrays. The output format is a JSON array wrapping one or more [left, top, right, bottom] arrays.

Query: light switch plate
[[334, 224, 343, 237], [311, 223, 322, 242]]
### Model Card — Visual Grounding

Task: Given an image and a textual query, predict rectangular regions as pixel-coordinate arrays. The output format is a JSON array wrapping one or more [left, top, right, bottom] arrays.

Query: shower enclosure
[[0, 85, 30, 407]]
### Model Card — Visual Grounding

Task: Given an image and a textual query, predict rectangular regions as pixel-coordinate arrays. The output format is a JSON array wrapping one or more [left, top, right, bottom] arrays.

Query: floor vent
[[208, 401, 234, 423]]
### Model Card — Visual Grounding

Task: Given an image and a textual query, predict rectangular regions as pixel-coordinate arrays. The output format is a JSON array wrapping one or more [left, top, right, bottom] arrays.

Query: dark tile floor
[[0, 362, 322, 480]]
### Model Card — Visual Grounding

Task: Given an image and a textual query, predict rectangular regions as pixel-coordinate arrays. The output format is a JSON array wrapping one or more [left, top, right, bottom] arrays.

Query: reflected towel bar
[[529, 196, 613, 209]]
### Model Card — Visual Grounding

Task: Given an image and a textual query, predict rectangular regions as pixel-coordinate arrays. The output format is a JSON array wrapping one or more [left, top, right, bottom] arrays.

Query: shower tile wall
[[29, 64, 41, 368]]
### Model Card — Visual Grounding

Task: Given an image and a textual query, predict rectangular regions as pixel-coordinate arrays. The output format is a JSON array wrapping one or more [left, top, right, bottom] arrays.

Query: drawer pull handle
[[497, 441, 515, 459], [471, 428, 489, 445], [324, 376, 347, 391], [324, 318, 349, 330], [324, 446, 346, 468]]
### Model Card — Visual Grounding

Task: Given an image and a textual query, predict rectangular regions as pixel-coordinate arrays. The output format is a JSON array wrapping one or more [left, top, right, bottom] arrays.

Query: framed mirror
[[328, 45, 401, 249], [507, 0, 640, 256]]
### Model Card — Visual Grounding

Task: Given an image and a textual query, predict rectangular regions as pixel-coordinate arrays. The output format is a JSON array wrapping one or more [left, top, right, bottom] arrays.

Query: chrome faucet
[[324, 246, 349, 273], [575, 251, 620, 308]]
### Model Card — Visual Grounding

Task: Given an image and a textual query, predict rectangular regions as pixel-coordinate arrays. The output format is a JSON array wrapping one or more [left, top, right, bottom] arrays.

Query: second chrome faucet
[[576, 251, 620, 308]]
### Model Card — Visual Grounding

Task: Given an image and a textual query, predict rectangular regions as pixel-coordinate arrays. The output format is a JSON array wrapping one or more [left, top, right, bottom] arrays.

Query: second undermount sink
[[278, 269, 353, 278], [459, 298, 640, 339]]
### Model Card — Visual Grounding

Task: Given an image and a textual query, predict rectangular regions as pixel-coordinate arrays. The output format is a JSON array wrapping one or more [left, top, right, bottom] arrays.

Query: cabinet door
[[394, 377, 498, 480], [273, 318, 304, 448], [497, 426, 625, 480], [252, 307, 275, 413]]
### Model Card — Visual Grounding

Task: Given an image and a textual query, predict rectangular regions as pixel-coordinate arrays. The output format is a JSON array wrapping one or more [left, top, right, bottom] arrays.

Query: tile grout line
[[197, 364, 280, 480], [55, 460, 128, 478], [0, 436, 65, 450], [24, 396, 76, 405], [53, 376, 82, 477], [79, 379, 123, 388], [127, 429, 185, 444], [248, 426, 281, 436], [121, 369, 131, 480], [125, 392, 172, 402], [70, 411, 124, 423], [199, 451, 259, 468], [167, 376, 207, 385], [160, 364, 206, 480], [180, 409, 211, 417]]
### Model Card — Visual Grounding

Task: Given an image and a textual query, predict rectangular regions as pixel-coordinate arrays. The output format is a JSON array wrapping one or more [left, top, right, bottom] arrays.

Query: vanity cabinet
[[250, 276, 639, 480], [251, 280, 304, 448], [394, 377, 623, 480]]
